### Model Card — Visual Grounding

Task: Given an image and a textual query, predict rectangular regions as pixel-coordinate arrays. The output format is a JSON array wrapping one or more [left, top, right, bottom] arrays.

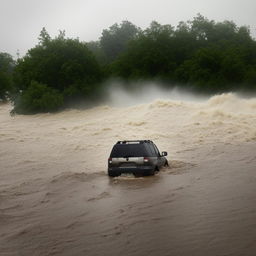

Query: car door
[[152, 144, 165, 167]]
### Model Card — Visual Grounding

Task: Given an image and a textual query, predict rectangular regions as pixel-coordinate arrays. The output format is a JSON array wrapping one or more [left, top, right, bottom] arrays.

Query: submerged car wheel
[[146, 168, 157, 176], [108, 171, 119, 177]]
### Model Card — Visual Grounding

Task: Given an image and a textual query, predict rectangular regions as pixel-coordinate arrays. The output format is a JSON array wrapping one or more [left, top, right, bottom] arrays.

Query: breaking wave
[[0, 92, 256, 180]]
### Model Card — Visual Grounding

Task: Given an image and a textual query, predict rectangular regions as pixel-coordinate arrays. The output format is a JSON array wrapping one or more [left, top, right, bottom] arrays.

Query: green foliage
[[110, 14, 256, 92], [86, 41, 107, 65], [38, 27, 51, 45], [7, 15, 256, 114], [100, 21, 140, 63], [0, 72, 11, 101], [0, 52, 15, 101], [13, 81, 63, 114], [175, 45, 249, 91], [13, 29, 103, 113], [111, 21, 176, 79], [14, 32, 102, 92]]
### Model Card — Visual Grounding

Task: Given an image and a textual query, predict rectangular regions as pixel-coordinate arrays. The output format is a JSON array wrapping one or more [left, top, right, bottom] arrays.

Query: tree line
[[1, 14, 256, 114]]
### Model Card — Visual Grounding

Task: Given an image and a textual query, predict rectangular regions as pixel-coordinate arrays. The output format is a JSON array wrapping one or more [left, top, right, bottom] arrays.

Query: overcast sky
[[1, 0, 256, 58]]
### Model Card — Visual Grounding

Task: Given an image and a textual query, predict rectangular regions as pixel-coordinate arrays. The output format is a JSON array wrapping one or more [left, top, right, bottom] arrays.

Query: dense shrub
[[0, 52, 15, 101], [13, 81, 63, 114]]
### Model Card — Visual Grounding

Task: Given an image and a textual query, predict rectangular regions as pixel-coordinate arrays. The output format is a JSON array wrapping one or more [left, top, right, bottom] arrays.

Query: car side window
[[153, 144, 161, 156], [147, 144, 156, 156], [149, 144, 158, 156]]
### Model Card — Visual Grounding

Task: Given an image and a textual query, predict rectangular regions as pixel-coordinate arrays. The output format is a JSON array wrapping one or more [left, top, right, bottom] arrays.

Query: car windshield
[[110, 144, 149, 157]]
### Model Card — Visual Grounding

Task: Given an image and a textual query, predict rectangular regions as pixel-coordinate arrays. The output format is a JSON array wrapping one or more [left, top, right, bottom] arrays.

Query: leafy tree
[[176, 46, 224, 91], [38, 27, 51, 45], [0, 72, 11, 101], [0, 52, 15, 101], [109, 15, 256, 92], [172, 21, 197, 65], [13, 28, 103, 113], [112, 21, 176, 80], [189, 14, 215, 42], [86, 40, 107, 65], [100, 20, 140, 62], [175, 44, 251, 92]]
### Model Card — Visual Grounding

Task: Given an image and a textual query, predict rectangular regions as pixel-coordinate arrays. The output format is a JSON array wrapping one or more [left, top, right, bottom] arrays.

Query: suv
[[108, 140, 168, 177]]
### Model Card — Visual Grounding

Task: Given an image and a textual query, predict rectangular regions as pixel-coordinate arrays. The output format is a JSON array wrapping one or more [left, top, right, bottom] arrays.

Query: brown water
[[0, 93, 256, 256]]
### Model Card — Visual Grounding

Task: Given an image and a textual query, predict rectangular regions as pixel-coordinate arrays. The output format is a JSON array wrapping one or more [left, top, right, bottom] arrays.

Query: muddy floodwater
[[0, 93, 256, 256]]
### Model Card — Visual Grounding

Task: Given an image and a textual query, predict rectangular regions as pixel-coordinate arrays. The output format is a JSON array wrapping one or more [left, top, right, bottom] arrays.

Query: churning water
[[0, 91, 256, 255]]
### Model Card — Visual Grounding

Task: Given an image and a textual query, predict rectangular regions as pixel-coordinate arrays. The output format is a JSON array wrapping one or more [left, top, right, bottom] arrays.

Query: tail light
[[108, 157, 112, 163], [144, 157, 149, 163]]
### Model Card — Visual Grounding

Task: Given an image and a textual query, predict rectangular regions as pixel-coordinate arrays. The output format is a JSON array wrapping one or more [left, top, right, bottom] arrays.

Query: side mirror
[[162, 151, 167, 156]]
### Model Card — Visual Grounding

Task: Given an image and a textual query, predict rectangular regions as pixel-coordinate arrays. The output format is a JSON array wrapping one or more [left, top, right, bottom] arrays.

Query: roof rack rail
[[117, 140, 153, 144]]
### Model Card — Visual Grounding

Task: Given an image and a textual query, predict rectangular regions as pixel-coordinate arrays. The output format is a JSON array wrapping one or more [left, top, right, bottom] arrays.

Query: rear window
[[110, 144, 150, 157]]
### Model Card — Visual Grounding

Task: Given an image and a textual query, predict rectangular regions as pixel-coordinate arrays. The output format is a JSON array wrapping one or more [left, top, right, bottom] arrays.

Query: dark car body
[[108, 140, 168, 177]]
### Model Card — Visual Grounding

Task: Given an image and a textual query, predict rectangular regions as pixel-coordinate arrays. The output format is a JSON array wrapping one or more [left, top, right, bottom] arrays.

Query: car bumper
[[108, 166, 154, 176]]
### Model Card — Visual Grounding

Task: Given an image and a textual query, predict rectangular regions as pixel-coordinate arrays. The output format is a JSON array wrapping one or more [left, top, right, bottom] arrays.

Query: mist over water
[[105, 82, 208, 107], [1, 86, 256, 256]]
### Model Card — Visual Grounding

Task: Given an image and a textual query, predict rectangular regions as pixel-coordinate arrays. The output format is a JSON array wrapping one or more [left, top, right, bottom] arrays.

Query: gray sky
[[1, 0, 256, 58]]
